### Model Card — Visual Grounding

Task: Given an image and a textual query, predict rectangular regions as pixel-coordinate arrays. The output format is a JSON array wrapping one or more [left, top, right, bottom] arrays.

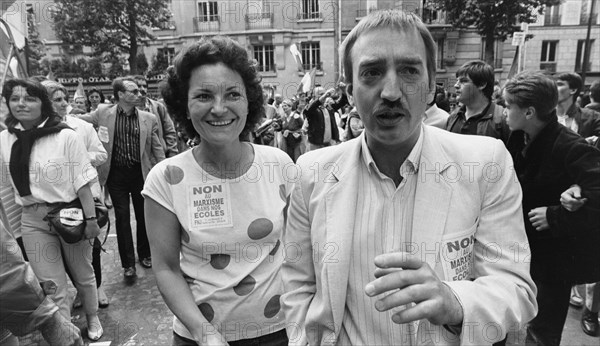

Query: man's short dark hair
[[455, 60, 495, 100], [554, 72, 583, 103]]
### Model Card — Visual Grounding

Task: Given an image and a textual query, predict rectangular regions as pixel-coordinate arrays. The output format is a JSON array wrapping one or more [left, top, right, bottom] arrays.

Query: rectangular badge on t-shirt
[[187, 182, 233, 230], [98, 126, 110, 143]]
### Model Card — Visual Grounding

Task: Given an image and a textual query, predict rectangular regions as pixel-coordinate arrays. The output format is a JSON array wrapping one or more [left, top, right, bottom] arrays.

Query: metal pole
[[581, 0, 596, 86], [517, 43, 522, 73]]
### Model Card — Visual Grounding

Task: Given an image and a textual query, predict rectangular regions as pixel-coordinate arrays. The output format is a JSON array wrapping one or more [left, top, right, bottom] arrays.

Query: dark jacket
[[507, 119, 600, 284], [446, 102, 510, 144], [566, 103, 600, 138], [304, 94, 347, 145]]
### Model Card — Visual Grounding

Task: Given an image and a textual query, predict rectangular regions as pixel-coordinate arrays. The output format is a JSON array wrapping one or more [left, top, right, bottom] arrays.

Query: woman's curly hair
[[160, 36, 264, 141]]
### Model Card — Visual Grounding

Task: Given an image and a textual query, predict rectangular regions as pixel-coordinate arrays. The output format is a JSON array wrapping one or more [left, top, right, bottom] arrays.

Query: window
[[301, 42, 321, 70], [580, 0, 599, 25], [544, 5, 560, 25], [198, 1, 218, 22], [480, 39, 503, 69], [300, 0, 320, 20], [436, 38, 444, 69], [422, 0, 446, 24], [575, 39, 595, 72], [541, 41, 558, 62], [253, 45, 275, 72], [158, 48, 176, 65], [540, 40, 558, 72]]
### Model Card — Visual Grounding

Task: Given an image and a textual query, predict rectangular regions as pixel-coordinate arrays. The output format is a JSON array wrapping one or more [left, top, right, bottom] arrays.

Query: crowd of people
[[1, 8, 600, 346]]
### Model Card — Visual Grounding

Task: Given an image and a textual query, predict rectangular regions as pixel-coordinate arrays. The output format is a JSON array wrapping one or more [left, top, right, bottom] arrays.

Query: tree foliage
[[148, 51, 169, 77], [52, 0, 171, 75], [428, 0, 561, 65], [25, 6, 46, 76]]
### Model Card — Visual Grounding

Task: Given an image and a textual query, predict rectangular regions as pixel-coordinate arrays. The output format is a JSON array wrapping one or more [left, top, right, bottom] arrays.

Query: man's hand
[[40, 311, 84, 346], [365, 252, 463, 326], [528, 207, 549, 231], [560, 185, 587, 212]]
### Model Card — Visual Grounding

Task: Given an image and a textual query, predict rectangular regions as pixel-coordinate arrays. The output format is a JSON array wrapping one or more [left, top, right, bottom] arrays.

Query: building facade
[[16, 0, 600, 97]]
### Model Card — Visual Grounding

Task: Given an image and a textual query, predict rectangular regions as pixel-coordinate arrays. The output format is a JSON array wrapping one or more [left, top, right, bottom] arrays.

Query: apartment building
[[19, 0, 600, 96]]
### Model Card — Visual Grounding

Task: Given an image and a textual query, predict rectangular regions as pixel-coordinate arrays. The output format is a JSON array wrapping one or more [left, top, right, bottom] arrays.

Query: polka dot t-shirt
[[142, 144, 294, 341]]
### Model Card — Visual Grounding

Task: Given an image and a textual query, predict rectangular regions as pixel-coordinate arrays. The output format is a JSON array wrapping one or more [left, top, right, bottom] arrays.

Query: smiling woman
[[142, 36, 292, 345]]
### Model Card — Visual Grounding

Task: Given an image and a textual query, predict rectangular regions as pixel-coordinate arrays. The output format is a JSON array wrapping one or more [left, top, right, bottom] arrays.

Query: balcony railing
[[545, 14, 561, 26], [422, 9, 447, 24], [193, 15, 220, 32], [297, 12, 322, 20], [245, 12, 273, 30], [580, 13, 598, 25], [540, 62, 557, 72], [257, 64, 276, 73], [302, 61, 323, 71]]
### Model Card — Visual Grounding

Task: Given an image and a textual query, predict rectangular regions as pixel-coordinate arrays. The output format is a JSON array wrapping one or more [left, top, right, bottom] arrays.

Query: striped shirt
[[112, 106, 141, 167], [338, 127, 423, 345]]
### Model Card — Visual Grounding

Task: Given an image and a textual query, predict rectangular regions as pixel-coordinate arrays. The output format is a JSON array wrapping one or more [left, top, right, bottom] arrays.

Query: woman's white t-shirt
[[142, 143, 294, 341]]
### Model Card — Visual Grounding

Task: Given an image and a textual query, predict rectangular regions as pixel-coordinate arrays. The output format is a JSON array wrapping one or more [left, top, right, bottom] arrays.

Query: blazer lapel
[[324, 139, 362, 335], [106, 107, 117, 154], [412, 127, 452, 271], [139, 111, 149, 158]]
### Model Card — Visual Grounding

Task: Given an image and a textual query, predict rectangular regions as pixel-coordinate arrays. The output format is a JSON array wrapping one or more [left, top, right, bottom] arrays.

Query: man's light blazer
[[78, 104, 165, 186], [281, 125, 537, 345]]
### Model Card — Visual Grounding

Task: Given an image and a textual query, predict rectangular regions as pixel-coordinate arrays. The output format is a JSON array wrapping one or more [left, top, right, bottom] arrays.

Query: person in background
[[303, 86, 348, 151], [343, 107, 364, 141], [423, 85, 450, 129], [0, 222, 84, 346], [42, 80, 110, 310], [87, 88, 105, 112], [78, 77, 165, 281], [586, 81, 600, 113], [554, 72, 600, 146], [446, 60, 509, 143], [143, 36, 291, 346], [503, 71, 600, 345], [282, 10, 537, 345], [559, 183, 600, 338], [131, 75, 179, 158], [0, 79, 103, 341], [280, 98, 304, 162]]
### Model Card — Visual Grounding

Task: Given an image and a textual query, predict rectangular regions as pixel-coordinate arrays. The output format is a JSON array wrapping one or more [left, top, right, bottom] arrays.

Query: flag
[[297, 67, 317, 95], [289, 43, 303, 71], [507, 46, 519, 80]]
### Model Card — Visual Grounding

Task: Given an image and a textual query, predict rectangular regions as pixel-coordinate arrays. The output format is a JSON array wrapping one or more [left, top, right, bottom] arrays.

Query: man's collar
[[117, 104, 137, 116], [360, 127, 424, 177]]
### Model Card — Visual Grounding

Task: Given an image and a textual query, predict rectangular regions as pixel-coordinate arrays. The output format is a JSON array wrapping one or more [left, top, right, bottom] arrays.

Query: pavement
[[18, 208, 600, 346]]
